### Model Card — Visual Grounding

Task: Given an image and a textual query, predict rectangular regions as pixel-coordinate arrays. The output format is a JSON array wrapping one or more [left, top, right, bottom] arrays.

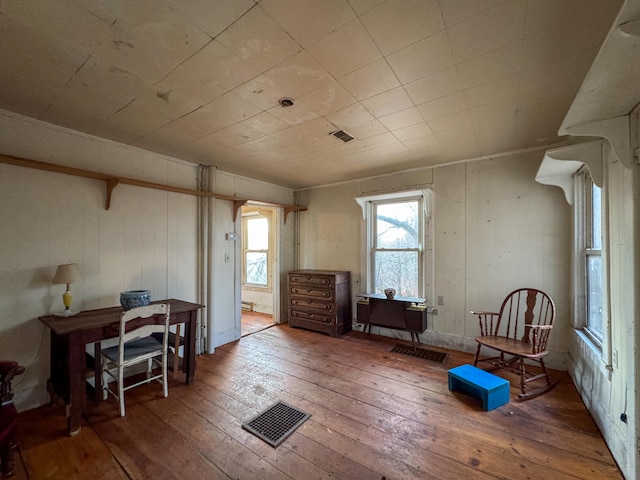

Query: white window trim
[[242, 213, 271, 290], [573, 166, 611, 367], [355, 189, 434, 300]]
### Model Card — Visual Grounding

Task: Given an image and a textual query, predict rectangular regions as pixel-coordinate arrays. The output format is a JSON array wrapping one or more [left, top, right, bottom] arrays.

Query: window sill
[[574, 329, 612, 381], [242, 285, 271, 293]]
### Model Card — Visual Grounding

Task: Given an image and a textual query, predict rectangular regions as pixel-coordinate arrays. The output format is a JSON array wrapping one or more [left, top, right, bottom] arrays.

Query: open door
[[240, 205, 279, 336]]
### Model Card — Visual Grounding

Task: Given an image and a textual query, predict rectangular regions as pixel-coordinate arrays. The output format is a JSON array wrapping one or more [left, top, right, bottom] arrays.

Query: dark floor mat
[[242, 401, 310, 448]]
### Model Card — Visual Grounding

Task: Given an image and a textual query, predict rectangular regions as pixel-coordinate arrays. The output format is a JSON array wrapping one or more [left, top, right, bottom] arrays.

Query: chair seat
[[151, 332, 184, 347], [102, 336, 163, 363], [475, 335, 548, 359]]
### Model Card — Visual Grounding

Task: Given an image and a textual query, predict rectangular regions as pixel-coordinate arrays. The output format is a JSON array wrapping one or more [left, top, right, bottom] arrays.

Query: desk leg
[[93, 342, 103, 403], [67, 334, 85, 436], [184, 310, 197, 384]]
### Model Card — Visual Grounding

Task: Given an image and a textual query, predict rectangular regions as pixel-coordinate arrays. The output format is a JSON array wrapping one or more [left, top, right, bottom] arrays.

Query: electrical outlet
[[224, 253, 230, 263]]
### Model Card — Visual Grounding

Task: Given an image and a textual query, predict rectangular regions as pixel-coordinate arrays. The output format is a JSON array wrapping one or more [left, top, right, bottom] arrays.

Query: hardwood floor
[[241, 311, 275, 337], [13, 324, 622, 479]]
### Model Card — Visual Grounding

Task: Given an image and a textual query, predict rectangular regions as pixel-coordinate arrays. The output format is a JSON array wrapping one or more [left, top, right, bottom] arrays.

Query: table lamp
[[52, 263, 82, 316]]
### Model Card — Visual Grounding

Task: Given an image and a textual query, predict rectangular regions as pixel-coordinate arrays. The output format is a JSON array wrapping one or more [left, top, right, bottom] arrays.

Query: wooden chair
[[0, 361, 25, 477], [101, 304, 170, 417], [472, 288, 557, 400]]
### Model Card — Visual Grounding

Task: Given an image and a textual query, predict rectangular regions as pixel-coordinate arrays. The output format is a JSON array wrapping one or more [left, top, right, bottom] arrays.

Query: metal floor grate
[[242, 401, 310, 448], [391, 344, 448, 364]]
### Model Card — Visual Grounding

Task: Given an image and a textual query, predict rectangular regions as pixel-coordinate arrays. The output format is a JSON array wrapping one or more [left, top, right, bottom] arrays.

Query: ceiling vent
[[330, 130, 355, 143]]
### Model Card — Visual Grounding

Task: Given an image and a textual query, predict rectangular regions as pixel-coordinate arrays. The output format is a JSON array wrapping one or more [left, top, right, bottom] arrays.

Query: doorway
[[240, 205, 278, 336]]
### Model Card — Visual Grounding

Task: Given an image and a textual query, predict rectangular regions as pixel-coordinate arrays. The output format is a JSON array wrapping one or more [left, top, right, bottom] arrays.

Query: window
[[243, 214, 269, 287], [372, 199, 421, 297], [356, 190, 431, 299], [577, 167, 604, 346]]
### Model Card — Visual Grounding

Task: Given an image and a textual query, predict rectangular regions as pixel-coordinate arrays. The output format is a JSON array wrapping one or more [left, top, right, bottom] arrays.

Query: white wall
[[297, 150, 572, 369], [205, 167, 295, 350], [567, 139, 637, 477], [0, 111, 199, 411], [0, 110, 297, 409]]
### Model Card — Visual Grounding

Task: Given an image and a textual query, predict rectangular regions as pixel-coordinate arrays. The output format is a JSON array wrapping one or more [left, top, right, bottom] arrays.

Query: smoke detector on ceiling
[[330, 130, 355, 143]]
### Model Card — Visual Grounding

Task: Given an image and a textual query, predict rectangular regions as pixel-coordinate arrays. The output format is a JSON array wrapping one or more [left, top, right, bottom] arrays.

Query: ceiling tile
[[97, 100, 175, 145], [470, 102, 518, 133], [427, 110, 473, 133], [348, 119, 388, 139], [392, 122, 434, 142], [402, 134, 439, 151], [0, 75, 51, 119], [360, 0, 444, 55], [348, 0, 386, 16], [327, 103, 375, 130], [267, 102, 320, 125], [307, 19, 381, 78], [416, 92, 468, 121], [164, 0, 255, 37], [189, 121, 270, 152], [361, 87, 414, 117], [232, 74, 281, 110], [137, 92, 263, 147], [296, 81, 357, 116], [387, 31, 454, 84], [0, 0, 112, 55], [434, 124, 476, 144], [463, 74, 520, 109], [158, 40, 259, 95], [67, 57, 150, 103], [260, 0, 355, 48], [339, 59, 400, 101], [237, 51, 333, 108], [88, 1, 212, 83], [216, 6, 300, 73], [379, 107, 424, 130], [0, 15, 89, 89], [405, 67, 462, 105], [447, 0, 526, 63], [439, 0, 504, 27], [457, 42, 524, 90]]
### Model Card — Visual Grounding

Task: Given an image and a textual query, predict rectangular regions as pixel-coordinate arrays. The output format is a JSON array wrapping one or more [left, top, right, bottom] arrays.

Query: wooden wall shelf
[[0, 153, 306, 223]]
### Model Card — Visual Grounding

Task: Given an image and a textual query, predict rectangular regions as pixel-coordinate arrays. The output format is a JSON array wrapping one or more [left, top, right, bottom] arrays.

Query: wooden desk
[[39, 298, 203, 436], [356, 293, 428, 348]]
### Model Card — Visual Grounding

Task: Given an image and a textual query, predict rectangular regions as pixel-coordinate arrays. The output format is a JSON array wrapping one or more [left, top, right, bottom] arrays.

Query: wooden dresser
[[287, 270, 351, 337]]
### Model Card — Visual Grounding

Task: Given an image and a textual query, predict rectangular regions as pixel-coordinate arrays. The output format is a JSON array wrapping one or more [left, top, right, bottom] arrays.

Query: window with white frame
[[575, 167, 604, 346], [242, 213, 269, 288], [357, 190, 431, 298]]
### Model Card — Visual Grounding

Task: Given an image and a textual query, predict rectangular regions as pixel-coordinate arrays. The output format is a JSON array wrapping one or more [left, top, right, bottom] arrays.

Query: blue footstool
[[448, 364, 510, 411]]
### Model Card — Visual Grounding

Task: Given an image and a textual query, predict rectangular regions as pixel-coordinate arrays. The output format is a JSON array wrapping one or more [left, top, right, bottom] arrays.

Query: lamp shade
[[52, 263, 82, 284]]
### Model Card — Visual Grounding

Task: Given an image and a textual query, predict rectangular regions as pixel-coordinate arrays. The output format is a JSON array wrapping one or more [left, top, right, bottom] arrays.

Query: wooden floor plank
[[210, 338, 619, 480], [235, 327, 615, 464], [16, 324, 623, 479], [194, 353, 495, 480]]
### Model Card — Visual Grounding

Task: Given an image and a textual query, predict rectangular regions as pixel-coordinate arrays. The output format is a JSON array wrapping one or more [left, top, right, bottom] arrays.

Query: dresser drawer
[[289, 297, 335, 313], [289, 285, 335, 301], [289, 273, 335, 288], [289, 309, 335, 325]]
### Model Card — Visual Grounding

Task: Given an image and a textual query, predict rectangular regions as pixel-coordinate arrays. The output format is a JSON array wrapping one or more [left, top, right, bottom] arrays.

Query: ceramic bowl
[[120, 290, 151, 310], [384, 288, 396, 300]]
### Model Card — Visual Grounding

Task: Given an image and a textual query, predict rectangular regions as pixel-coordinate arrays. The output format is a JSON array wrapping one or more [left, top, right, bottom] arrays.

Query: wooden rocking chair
[[472, 288, 557, 400]]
